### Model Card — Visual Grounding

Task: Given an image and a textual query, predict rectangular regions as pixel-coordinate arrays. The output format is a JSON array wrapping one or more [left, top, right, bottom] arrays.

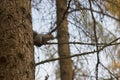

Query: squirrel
[[33, 31, 54, 47]]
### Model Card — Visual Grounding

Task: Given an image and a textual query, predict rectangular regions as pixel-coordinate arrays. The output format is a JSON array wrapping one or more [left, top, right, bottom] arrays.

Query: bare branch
[[36, 37, 120, 66], [68, 7, 120, 21]]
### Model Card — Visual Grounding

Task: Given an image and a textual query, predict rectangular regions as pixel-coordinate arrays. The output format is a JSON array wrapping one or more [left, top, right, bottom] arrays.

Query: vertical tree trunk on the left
[[0, 0, 35, 80]]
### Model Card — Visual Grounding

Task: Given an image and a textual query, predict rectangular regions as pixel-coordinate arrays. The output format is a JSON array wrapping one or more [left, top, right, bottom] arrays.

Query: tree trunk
[[0, 0, 35, 80], [56, 0, 73, 80]]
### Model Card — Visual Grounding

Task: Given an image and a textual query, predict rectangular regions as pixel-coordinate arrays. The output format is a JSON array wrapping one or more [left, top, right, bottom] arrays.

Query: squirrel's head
[[47, 34, 54, 40]]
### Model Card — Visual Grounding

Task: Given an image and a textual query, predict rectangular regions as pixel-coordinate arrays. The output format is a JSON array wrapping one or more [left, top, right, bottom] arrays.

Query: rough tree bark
[[0, 0, 35, 80], [56, 0, 73, 80]]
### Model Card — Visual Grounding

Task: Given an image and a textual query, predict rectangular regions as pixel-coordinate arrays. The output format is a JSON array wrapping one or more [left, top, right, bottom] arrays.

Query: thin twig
[[46, 41, 120, 46], [49, 0, 72, 34], [36, 37, 120, 66], [88, 0, 100, 79], [100, 62, 118, 80], [68, 7, 120, 21]]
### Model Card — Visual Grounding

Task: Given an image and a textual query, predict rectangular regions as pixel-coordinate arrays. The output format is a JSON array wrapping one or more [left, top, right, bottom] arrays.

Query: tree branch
[[36, 37, 120, 66], [68, 7, 120, 21]]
